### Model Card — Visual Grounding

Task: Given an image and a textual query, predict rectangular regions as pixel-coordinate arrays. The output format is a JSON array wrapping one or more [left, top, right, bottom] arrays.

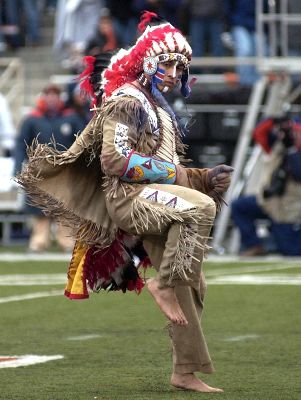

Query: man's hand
[[208, 165, 234, 193], [175, 164, 234, 194]]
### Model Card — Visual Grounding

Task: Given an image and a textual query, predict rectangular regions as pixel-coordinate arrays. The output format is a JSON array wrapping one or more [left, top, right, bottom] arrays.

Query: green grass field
[[0, 256, 301, 400]]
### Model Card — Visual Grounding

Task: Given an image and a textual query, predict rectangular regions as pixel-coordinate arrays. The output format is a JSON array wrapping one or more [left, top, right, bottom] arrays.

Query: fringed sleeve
[[100, 95, 176, 184]]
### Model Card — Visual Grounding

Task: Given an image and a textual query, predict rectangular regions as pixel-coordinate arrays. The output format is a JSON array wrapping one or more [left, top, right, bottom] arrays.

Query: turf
[[0, 259, 301, 400]]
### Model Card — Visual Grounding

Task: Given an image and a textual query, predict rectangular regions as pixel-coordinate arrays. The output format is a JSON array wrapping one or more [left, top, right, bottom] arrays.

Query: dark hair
[[43, 84, 61, 95]]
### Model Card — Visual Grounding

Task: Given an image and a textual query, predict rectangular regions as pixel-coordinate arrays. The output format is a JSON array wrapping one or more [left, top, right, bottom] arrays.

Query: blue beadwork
[[120, 152, 176, 184]]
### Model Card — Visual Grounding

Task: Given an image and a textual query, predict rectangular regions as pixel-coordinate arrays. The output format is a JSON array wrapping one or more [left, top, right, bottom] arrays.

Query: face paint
[[153, 66, 165, 84], [172, 61, 178, 78]]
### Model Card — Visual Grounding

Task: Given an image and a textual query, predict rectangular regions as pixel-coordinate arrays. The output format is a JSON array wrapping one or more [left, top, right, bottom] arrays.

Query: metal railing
[[212, 0, 301, 253], [0, 58, 25, 242], [0, 57, 25, 126], [257, 0, 301, 59]]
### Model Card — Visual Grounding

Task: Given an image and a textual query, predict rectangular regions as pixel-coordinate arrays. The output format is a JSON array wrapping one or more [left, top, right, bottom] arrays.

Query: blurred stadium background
[[0, 1, 300, 399], [1, 0, 301, 254]]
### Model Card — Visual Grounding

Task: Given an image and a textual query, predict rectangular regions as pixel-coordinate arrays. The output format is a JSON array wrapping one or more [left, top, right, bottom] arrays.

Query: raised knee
[[197, 194, 216, 220]]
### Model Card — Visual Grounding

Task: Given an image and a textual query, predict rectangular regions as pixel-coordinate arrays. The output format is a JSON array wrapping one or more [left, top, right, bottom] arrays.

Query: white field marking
[[223, 334, 260, 342], [0, 252, 70, 262], [0, 290, 62, 304], [205, 263, 301, 277], [0, 273, 66, 286], [207, 255, 301, 263], [0, 355, 64, 368], [207, 274, 301, 285], [1, 253, 300, 263], [66, 334, 102, 341]]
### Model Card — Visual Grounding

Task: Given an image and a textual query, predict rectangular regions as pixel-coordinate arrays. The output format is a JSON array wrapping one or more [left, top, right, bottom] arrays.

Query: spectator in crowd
[[231, 116, 301, 256], [46, 0, 58, 13], [64, 83, 92, 131], [85, 8, 118, 57], [5, 0, 40, 47], [106, 0, 138, 47], [188, 0, 225, 58], [0, 93, 16, 157], [0, 2, 8, 52], [14, 84, 84, 252], [54, 0, 104, 71], [287, 1, 301, 56], [133, 0, 183, 29], [223, 0, 268, 86]]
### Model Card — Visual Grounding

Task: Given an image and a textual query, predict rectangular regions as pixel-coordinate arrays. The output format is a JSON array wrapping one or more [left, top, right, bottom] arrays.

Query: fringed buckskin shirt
[[17, 83, 212, 297]]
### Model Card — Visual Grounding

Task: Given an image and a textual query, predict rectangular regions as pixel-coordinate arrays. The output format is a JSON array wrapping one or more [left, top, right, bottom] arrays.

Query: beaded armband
[[120, 151, 176, 184]]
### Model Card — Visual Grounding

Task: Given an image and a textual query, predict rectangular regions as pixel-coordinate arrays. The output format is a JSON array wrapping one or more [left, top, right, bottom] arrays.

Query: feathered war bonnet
[[79, 11, 193, 105]]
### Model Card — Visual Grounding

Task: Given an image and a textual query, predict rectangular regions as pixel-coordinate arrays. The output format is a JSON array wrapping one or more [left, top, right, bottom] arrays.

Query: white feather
[[184, 41, 192, 56], [149, 48, 156, 57], [159, 40, 168, 52], [172, 62, 178, 78], [173, 31, 185, 52], [164, 32, 176, 52], [152, 41, 162, 55]]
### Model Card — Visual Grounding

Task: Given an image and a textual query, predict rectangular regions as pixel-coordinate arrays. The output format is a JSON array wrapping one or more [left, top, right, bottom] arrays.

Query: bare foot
[[171, 372, 223, 393], [146, 278, 188, 325]]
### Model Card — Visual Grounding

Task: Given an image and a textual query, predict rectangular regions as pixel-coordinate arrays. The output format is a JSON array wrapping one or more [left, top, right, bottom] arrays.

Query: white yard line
[[0, 355, 64, 368], [0, 253, 70, 262], [0, 269, 301, 289], [222, 334, 260, 342], [66, 334, 102, 341], [206, 263, 301, 277], [0, 252, 300, 263], [0, 274, 66, 286], [207, 255, 301, 263], [0, 290, 62, 304], [207, 274, 301, 285]]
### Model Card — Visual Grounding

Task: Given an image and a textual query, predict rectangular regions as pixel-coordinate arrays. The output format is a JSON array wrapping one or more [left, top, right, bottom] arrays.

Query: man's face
[[156, 61, 185, 93], [44, 91, 61, 111]]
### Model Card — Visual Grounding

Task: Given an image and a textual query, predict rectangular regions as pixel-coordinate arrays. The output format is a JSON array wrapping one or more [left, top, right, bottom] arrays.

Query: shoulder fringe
[[16, 95, 149, 248], [16, 166, 118, 247], [94, 95, 149, 138], [23, 115, 102, 167], [130, 197, 213, 282], [16, 117, 117, 248]]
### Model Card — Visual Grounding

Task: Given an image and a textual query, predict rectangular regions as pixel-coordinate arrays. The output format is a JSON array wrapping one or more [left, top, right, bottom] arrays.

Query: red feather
[[102, 24, 180, 98], [138, 11, 158, 33], [127, 276, 145, 294], [79, 56, 96, 99]]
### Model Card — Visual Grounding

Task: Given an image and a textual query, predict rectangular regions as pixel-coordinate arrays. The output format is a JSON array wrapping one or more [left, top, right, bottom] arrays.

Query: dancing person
[[17, 12, 233, 392]]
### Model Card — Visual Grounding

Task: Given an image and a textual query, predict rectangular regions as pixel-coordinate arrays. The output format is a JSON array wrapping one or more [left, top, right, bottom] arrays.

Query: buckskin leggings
[[105, 183, 216, 373]]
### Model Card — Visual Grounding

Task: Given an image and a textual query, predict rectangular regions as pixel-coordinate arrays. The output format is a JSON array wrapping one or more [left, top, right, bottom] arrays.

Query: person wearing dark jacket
[[106, 0, 137, 47], [189, 0, 225, 57], [231, 116, 301, 256], [64, 83, 93, 131], [223, 0, 268, 86], [85, 8, 118, 57], [14, 84, 84, 252]]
